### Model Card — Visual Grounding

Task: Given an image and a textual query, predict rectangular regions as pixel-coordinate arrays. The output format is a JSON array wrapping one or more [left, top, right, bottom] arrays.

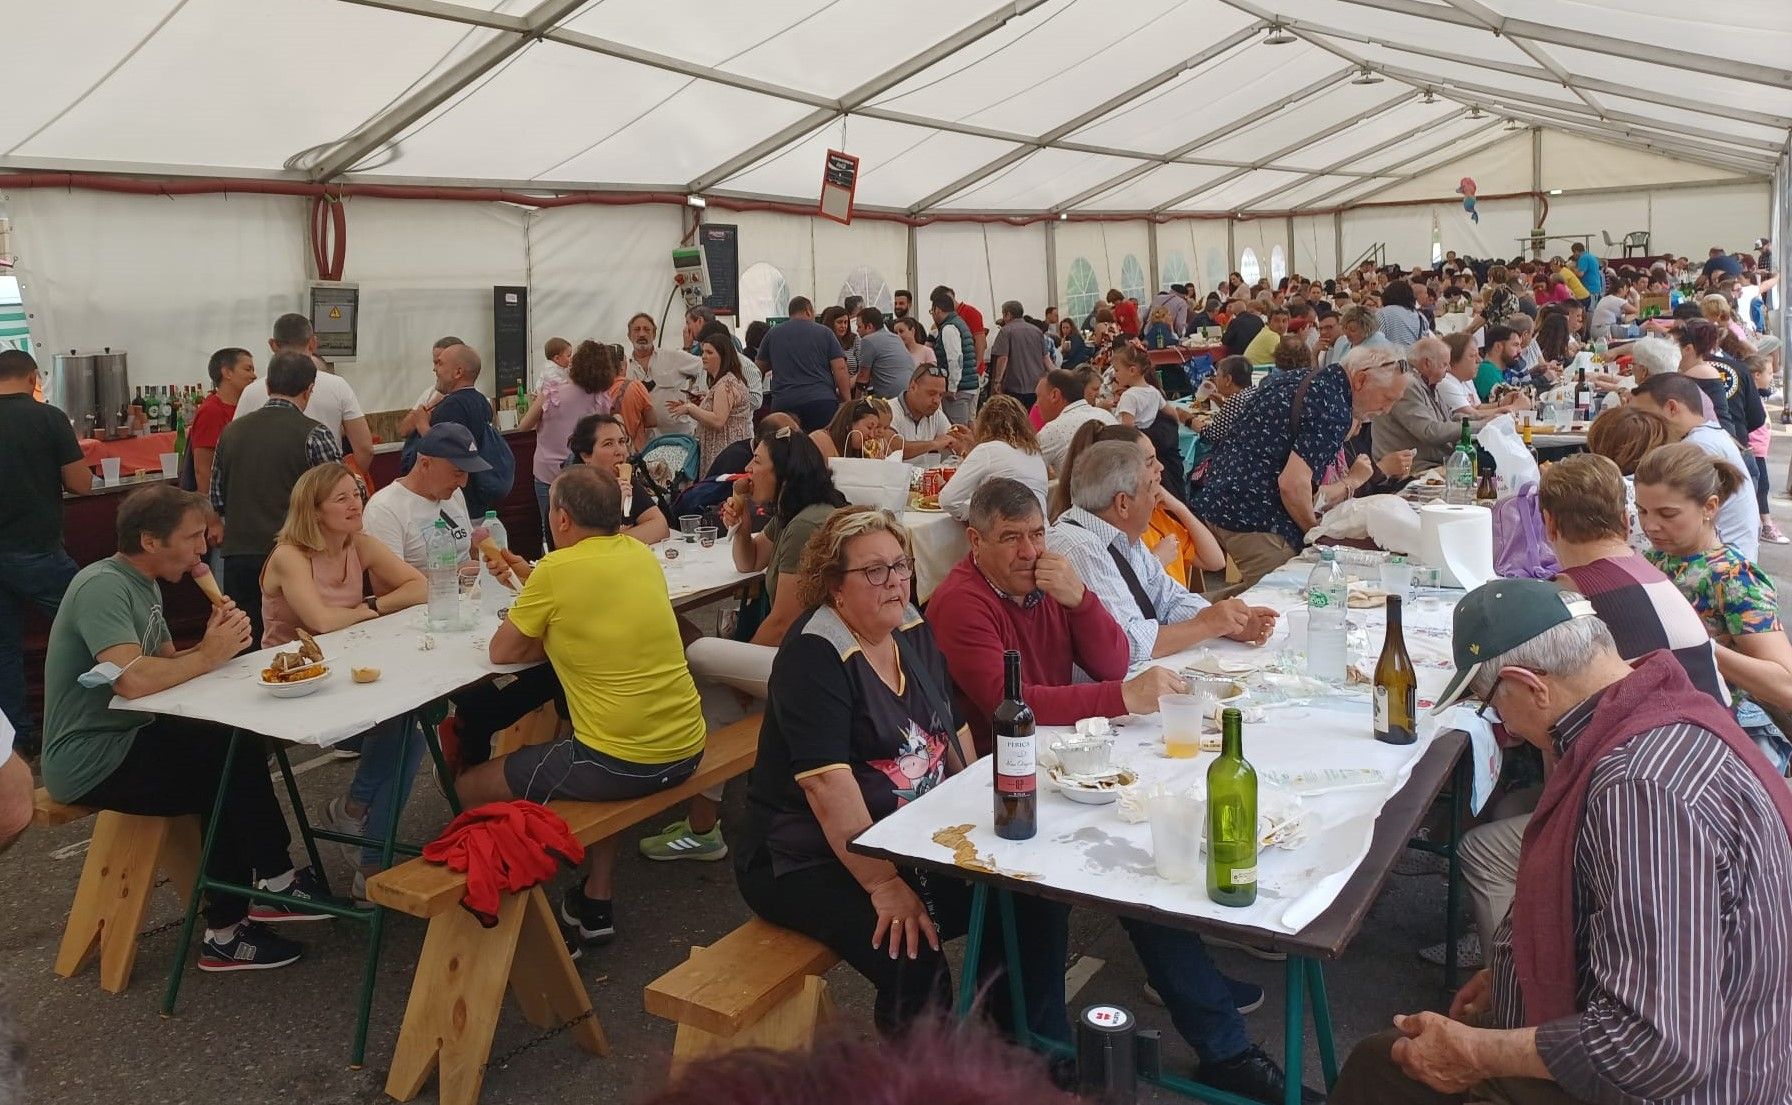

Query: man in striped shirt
[[1331, 580, 1792, 1104]]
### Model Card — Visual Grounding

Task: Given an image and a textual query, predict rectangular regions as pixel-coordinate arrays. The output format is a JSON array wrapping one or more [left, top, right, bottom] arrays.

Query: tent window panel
[[838, 266, 894, 314], [1270, 245, 1287, 287], [1120, 255, 1147, 303], [741, 263, 792, 327], [1239, 248, 1261, 287], [1162, 251, 1191, 289], [1065, 258, 1100, 321]]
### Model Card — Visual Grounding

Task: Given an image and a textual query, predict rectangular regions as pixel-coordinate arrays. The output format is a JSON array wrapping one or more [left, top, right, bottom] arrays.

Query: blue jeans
[[1119, 917, 1252, 1063], [345, 715, 425, 868], [0, 548, 80, 740]]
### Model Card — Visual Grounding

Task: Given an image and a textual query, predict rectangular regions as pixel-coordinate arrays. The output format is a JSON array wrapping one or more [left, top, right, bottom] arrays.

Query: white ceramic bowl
[[259, 665, 330, 698]]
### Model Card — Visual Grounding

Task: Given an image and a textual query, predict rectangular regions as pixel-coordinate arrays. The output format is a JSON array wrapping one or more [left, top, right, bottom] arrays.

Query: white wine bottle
[[1373, 595, 1418, 745]]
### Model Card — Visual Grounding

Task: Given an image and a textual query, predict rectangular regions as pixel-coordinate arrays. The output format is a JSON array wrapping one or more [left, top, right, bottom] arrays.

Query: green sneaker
[[638, 818, 728, 862]]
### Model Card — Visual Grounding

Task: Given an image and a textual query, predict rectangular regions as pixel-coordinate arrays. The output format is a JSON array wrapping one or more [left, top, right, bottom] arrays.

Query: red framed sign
[[819, 149, 860, 225]]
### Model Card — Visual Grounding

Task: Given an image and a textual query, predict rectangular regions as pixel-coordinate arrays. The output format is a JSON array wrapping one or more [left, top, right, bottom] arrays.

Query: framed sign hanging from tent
[[820, 150, 860, 225]]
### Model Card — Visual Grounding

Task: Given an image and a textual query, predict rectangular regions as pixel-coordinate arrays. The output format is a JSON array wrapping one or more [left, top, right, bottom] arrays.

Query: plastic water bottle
[[1444, 418, 1476, 505], [479, 510, 510, 615], [1306, 548, 1348, 683], [424, 519, 459, 630]]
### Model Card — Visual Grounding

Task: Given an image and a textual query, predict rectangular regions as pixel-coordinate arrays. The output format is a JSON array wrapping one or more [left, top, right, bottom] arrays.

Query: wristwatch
[[365, 595, 380, 613]]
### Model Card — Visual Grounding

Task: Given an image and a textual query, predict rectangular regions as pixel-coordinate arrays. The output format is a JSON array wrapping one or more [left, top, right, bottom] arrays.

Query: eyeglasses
[[915, 365, 949, 379], [844, 557, 915, 587]]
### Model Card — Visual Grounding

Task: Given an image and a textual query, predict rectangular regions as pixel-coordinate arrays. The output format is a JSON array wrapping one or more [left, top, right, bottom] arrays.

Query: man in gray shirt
[[853, 306, 914, 399], [990, 300, 1050, 409]]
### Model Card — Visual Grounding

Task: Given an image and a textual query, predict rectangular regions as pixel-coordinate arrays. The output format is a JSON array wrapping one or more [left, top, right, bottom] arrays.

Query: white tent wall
[[1292, 215, 1338, 284], [1648, 185, 1772, 259], [811, 218, 908, 312], [1367, 134, 1535, 205], [4, 189, 308, 388], [915, 222, 1047, 321], [1053, 221, 1151, 310], [1154, 220, 1232, 299], [334, 198, 529, 413], [527, 203, 688, 370]]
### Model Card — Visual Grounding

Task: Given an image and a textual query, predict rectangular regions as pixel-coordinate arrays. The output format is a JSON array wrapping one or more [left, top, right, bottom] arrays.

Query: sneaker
[[1206, 935, 1287, 962], [638, 818, 729, 862], [1142, 977, 1264, 1014], [1418, 931, 1485, 969], [323, 796, 367, 871], [1199, 1045, 1325, 1105], [559, 885, 615, 945], [1394, 829, 1449, 877], [564, 935, 583, 962], [249, 867, 345, 923], [327, 732, 364, 761], [1764, 520, 1791, 545], [198, 921, 305, 972]]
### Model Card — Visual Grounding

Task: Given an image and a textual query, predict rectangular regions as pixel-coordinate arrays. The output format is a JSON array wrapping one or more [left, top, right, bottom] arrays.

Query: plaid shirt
[[208, 397, 342, 514]]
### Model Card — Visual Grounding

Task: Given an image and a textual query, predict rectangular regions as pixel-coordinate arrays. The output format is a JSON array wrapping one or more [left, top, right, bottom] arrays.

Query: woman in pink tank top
[[260, 463, 428, 894]]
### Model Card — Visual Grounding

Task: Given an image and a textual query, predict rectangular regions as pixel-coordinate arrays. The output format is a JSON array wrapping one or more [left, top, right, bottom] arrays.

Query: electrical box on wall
[[672, 247, 707, 309], [309, 281, 359, 360]]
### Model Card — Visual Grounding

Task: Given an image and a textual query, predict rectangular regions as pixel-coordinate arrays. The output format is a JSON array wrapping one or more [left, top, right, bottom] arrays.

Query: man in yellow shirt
[[459, 464, 705, 949], [1241, 306, 1290, 365]]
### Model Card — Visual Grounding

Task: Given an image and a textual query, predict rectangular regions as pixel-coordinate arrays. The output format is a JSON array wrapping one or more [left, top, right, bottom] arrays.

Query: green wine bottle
[[1206, 707, 1258, 908]]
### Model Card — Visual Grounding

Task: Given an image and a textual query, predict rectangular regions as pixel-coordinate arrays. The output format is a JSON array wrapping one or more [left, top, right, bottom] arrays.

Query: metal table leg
[[349, 710, 414, 1068], [162, 727, 242, 1017], [954, 882, 990, 1018], [1281, 957, 1306, 1105], [1304, 958, 1338, 1088], [1444, 756, 1467, 993], [272, 742, 329, 894]]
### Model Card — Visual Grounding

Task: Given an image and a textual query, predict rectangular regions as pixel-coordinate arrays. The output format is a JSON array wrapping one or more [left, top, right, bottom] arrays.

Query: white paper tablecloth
[[855, 567, 1464, 937], [655, 536, 761, 608], [903, 510, 968, 601], [114, 607, 533, 748]]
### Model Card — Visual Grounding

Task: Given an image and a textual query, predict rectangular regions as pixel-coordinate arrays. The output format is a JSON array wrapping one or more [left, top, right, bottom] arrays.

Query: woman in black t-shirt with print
[[730, 506, 1070, 1037]]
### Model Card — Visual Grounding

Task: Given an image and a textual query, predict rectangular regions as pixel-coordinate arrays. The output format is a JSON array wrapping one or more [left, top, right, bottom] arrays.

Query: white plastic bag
[[1304, 494, 1421, 554], [1475, 413, 1538, 493], [829, 453, 909, 512]]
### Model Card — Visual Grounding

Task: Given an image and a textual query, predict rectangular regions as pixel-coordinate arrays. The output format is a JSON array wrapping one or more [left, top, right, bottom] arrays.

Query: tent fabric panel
[[1079, 164, 1236, 212], [557, 0, 976, 99], [1343, 117, 1511, 179], [1274, 100, 1460, 174], [915, 222, 1048, 325], [0, 0, 188, 154], [1262, 175, 1369, 211], [1435, 197, 1534, 261], [1157, 219, 1234, 299], [1340, 204, 1437, 272], [1540, 44, 1792, 119], [528, 203, 688, 369], [1293, 214, 1338, 282], [1481, 0, 1792, 67], [717, 117, 1020, 210], [1052, 221, 1150, 306], [1266, 0, 1537, 61], [1364, 132, 1535, 204], [811, 217, 910, 311], [1065, 43, 1335, 152], [1194, 82, 1415, 166], [1540, 132, 1749, 191], [934, 149, 1151, 211], [1170, 170, 1305, 213], [544, 81, 819, 186], [15, 0, 501, 171], [4, 188, 308, 385], [1646, 184, 1772, 260], [332, 198, 529, 412], [1537, 191, 1650, 258]]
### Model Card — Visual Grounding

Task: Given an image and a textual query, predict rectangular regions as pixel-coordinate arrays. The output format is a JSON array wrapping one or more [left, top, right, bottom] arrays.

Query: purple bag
[[1493, 483, 1560, 580]]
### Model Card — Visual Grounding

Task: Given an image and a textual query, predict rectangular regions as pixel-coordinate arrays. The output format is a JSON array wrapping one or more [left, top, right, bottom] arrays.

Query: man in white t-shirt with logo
[[235, 313, 375, 476], [361, 424, 484, 568], [887, 364, 972, 462]]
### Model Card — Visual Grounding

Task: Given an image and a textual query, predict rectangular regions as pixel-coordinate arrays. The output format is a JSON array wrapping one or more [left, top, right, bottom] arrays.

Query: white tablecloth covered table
[[855, 565, 1464, 936], [656, 536, 762, 608], [903, 509, 968, 601], [114, 606, 531, 748]]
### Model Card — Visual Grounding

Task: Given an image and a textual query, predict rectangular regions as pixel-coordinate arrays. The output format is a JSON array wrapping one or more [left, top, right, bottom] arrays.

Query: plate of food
[[259, 629, 331, 697], [1048, 763, 1137, 805], [908, 493, 944, 513]]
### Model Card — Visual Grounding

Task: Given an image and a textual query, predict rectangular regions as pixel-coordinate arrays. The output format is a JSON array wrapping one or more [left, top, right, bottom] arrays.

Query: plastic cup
[[1159, 693, 1210, 758], [1147, 792, 1203, 882], [100, 457, 121, 485], [679, 514, 701, 542], [697, 526, 718, 549], [1380, 558, 1415, 606], [160, 452, 179, 479]]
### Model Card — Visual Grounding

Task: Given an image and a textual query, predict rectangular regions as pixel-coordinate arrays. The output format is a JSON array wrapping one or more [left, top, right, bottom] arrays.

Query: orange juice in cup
[[1159, 693, 1210, 758]]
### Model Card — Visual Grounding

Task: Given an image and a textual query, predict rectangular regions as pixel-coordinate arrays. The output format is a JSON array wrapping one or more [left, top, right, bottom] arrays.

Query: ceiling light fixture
[[1350, 66, 1383, 85], [1420, 90, 1437, 104], [1503, 117, 1524, 131], [1548, 188, 1563, 195], [1058, 212, 1069, 221], [1263, 23, 1297, 45], [1467, 105, 1485, 119], [686, 195, 707, 208]]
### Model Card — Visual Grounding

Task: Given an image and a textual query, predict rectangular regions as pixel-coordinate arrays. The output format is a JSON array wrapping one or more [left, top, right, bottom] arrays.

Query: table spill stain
[[1061, 826, 1155, 875]]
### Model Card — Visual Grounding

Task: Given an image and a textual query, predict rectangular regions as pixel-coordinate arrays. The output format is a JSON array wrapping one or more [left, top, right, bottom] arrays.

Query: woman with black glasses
[[730, 505, 1070, 1037]]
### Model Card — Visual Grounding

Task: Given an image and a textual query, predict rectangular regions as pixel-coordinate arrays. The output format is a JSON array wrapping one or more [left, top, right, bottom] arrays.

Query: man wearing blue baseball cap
[[1332, 578, 1792, 1105]]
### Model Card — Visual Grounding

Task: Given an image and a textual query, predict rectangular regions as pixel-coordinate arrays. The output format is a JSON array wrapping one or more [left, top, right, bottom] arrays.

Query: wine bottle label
[[1229, 866, 1256, 887], [995, 735, 1034, 794], [1373, 686, 1388, 733]]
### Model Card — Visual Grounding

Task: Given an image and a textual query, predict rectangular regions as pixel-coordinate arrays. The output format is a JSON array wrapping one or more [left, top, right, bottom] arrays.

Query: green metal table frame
[[953, 884, 1336, 1105], [159, 708, 460, 1067]]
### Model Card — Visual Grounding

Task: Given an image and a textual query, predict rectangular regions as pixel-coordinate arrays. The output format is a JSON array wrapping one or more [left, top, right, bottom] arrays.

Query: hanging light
[[1350, 66, 1383, 85], [1503, 117, 1524, 131], [1421, 89, 1438, 105], [1263, 22, 1297, 45], [1467, 105, 1485, 119]]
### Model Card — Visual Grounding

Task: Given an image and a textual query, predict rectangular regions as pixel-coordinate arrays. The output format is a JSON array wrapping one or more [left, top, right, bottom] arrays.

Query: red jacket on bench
[[421, 801, 585, 927]]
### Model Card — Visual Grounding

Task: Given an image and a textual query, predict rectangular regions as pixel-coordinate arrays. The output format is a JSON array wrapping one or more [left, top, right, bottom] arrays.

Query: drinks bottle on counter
[[1206, 708, 1257, 908], [993, 650, 1037, 841], [1373, 595, 1418, 745]]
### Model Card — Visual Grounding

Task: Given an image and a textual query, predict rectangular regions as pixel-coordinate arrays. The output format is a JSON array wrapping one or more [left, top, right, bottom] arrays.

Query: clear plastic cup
[[100, 457, 121, 485], [160, 452, 179, 479], [679, 514, 701, 542], [697, 526, 718, 548], [1159, 693, 1210, 758], [1147, 792, 1203, 882]]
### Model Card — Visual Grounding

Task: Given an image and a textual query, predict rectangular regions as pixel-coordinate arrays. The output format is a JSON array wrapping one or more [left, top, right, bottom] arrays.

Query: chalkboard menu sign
[[700, 224, 740, 318], [820, 150, 860, 225], [492, 285, 528, 399]]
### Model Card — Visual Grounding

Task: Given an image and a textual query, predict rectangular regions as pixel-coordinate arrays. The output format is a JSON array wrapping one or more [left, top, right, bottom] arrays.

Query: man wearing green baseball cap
[[1331, 578, 1792, 1105]]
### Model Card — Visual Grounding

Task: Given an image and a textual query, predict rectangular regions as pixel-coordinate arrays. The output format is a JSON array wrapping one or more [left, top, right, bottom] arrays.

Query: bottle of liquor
[[1206, 707, 1257, 908], [1574, 365, 1591, 422], [1476, 471, 1498, 501], [1373, 595, 1418, 745], [1444, 418, 1476, 505], [1521, 418, 1538, 462], [993, 649, 1037, 841]]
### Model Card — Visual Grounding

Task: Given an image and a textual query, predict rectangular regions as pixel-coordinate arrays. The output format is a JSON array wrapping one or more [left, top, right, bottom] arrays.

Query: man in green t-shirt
[[41, 484, 340, 972]]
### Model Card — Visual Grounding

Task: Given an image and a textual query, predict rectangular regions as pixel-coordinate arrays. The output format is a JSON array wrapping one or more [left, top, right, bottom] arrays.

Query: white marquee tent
[[3, 0, 1788, 410]]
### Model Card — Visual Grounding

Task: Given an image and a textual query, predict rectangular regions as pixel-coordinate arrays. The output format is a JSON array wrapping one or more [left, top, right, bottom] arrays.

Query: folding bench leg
[[54, 812, 200, 994]]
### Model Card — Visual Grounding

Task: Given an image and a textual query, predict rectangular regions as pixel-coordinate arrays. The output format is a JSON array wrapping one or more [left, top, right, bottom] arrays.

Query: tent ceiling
[[3, 0, 1783, 215]]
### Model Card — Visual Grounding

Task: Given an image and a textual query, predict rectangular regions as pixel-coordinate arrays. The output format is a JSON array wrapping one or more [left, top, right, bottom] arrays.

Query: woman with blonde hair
[[1637, 442, 1792, 767], [731, 504, 1069, 1035], [261, 463, 429, 894], [937, 395, 1049, 520]]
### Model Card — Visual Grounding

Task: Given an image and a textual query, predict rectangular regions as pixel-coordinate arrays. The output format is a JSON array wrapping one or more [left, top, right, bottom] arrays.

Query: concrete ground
[[7, 413, 1792, 1105]]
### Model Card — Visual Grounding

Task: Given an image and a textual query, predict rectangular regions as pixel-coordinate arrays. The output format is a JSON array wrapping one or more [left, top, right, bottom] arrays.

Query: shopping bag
[[1493, 483, 1560, 580]]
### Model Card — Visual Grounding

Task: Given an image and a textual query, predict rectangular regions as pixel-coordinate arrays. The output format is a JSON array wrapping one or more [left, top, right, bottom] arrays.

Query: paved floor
[[7, 414, 1792, 1105]]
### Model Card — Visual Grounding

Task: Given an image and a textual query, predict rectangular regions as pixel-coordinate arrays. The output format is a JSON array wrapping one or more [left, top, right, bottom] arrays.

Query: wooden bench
[[366, 713, 763, 1105], [644, 918, 839, 1076], [37, 788, 201, 994]]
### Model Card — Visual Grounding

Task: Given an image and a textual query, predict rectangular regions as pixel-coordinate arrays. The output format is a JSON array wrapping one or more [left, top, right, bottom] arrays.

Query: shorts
[[502, 738, 702, 804]]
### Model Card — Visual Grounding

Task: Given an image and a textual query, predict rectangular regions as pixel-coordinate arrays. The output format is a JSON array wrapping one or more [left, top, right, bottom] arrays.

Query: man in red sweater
[[926, 477, 1322, 1105], [927, 481, 1185, 757]]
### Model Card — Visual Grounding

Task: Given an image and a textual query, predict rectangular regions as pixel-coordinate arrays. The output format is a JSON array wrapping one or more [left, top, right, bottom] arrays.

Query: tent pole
[[1778, 151, 1791, 425], [1148, 222, 1161, 297], [1531, 128, 1543, 245], [907, 224, 919, 313], [1333, 214, 1344, 281]]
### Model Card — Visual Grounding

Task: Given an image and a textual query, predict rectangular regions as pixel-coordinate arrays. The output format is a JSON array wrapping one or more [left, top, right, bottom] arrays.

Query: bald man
[[404, 343, 501, 515]]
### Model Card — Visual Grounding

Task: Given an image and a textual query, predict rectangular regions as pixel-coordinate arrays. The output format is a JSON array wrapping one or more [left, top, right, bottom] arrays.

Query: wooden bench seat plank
[[643, 917, 839, 1038], [34, 787, 93, 827], [367, 714, 760, 920]]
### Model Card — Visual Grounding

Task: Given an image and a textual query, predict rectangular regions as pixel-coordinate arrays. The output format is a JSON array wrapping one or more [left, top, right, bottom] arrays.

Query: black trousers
[[221, 552, 270, 649], [737, 850, 1070, 1038], [449, 665, 567, 766], [73, 717, 294, 928]]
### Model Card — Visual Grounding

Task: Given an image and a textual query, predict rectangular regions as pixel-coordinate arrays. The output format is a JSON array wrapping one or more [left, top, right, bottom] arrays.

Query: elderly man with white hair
[[1372, 336, 1512, 471], [1332, 578, 1792, 1105]]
